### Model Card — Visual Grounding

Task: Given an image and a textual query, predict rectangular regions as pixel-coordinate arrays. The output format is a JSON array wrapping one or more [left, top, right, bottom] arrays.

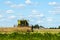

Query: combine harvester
[[0, 20, 32, 33]]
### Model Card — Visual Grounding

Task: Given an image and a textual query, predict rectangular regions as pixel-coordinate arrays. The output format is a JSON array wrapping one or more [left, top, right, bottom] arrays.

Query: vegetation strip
[[0, 32, 60, 40]]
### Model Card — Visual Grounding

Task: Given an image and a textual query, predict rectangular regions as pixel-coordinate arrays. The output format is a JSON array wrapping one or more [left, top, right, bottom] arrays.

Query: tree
[[34, 24, 39, 29], [39, 26, 44, 28], [58, 26, 60, 29]]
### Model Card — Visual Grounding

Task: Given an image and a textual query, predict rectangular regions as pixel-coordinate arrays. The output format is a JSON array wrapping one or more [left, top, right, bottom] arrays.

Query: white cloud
[[36, 14, 44, 17], [48, 1, 60, 14], [48, 2, 57, 5], [0, 15, 3, 19], [30, 19, 34, 22], [32, 10, 38, 13], [28, 13, 44, 18], [54, 7, 60, 9], [35, 2, 40, 5], [32, 2, 40, 6], [6, 10, 14, 14], [28, 9, 44, 18], [25, 0, 40, 5], [19, 16, 24, 19], [48, 10, 60, 14], [48, 11, 55, 14], [5, 1, 25, 9], [0, 15, 3, 18], [5, 1, 12, 5], [10, 4, 17, 8], [47, 17, 53, 22], [32, 9, 41, 15], [10, 4, 25, 9], [36, 20, 43, 24], [34, 13, 44, 17], [28, 15, 33, 18], [8, 16, 16, 19], [25, 0, 32, 5], [18, 4, 25, 8]]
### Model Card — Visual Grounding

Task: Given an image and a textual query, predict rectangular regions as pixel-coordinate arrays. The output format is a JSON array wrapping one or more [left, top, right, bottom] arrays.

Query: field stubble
[[34, 29, 60, 34]]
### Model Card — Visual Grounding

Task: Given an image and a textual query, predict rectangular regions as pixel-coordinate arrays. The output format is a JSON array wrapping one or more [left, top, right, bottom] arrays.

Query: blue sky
[[0, 0, 60, 28]]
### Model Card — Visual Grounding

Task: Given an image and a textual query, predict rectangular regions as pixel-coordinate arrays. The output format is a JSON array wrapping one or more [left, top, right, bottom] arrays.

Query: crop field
[[34, 29, 60, 34], [0, 27, 31, 34], [0, 27, 60, 34], [0, 32, 60, 40], [0, 28, 60, 40]]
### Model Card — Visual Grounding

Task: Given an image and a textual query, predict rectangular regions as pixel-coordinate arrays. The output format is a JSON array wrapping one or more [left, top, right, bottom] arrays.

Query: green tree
[[34, 24, 39, 29], [58, 26, 60, 29], [40, 26, 44, 28]]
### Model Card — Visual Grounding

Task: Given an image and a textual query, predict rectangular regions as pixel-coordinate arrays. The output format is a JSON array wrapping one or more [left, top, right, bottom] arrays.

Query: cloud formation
[[46, 17, 53, 22], [5, 1, 13, 5], [0, 14, 3, 18], [6, 10, 14, 14], [8, 15, 16, 19], [48, 2, 57, 5], [48, 2, 60, 14], [25, 0, 32, 5], [10, 4, 25, 8]]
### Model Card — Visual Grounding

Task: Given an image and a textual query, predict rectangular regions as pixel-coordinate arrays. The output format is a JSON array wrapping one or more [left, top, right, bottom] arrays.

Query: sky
[[0, 0, 60, 28]]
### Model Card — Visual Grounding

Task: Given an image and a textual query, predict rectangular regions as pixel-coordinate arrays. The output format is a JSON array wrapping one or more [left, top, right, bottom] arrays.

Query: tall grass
[[0, 32, 60, 40]]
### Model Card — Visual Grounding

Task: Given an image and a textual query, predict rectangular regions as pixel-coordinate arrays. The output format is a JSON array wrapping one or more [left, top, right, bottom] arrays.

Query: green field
[[0, 32, 60, 40], [0, 29, 60, 40]]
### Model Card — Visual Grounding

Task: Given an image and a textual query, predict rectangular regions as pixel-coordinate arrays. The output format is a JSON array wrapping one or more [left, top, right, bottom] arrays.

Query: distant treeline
[[32, 24, 60, 29], [31, 24, 44, 29], [49, 26, 60, 29]]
